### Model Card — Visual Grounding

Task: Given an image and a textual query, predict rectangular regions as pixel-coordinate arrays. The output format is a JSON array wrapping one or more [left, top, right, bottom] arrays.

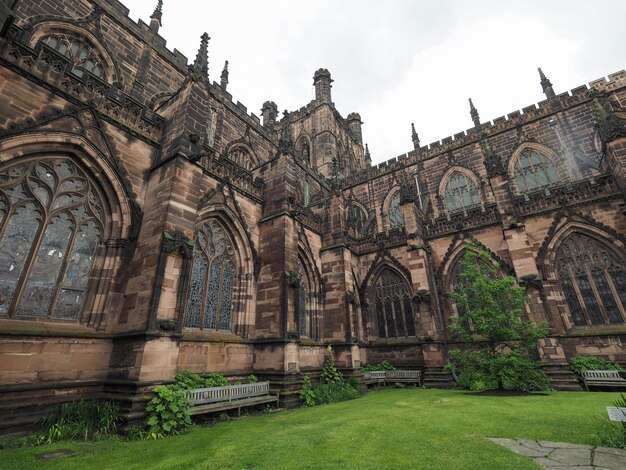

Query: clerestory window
[[513, 149, 559, 193], [444, 172, 480, 213], [42, 35, 104, 78]]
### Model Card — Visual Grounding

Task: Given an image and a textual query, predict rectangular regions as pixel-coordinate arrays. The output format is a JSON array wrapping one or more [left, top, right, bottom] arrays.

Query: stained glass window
[[556, 233, 625, 326], [0, 157, 104, 320], [42, 35, 105, 78], [513, 149, 559, 193], [372, 269, 415, 338], [444, 172, 480, 213], [185, 219, 237, 331], [388, 193, 403, 228]]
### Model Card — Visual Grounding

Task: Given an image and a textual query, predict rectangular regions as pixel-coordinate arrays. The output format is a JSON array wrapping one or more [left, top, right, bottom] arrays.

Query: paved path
[[488, 438, 626, 469]]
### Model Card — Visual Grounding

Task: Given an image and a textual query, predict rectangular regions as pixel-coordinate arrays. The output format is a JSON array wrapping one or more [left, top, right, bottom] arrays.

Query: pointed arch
[[438, 166, 481, 214], [539, 220, 626, 328], [224, 142, 259, 171], [0, 136, 134, 328], [186, 205, 256, 337], [382, 186, 403, 230], [364, 263, 416, 340], [508, 142, 563, 195], [28, 21, 121, 84], [295, 133, 312, 165]]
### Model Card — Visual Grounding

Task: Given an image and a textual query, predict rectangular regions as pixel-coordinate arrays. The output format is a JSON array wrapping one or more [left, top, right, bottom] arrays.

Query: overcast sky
[[123, 0, 626, 164]]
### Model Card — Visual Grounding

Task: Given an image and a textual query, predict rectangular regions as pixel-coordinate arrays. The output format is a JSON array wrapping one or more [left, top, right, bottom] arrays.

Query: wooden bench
[[363, 370, 422, 387], [582, 370, 626, 391], [183, 381, 279, 416]]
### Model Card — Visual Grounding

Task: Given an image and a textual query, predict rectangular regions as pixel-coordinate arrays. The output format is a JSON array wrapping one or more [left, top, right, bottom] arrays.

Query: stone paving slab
[[487, 438, 626, 470]]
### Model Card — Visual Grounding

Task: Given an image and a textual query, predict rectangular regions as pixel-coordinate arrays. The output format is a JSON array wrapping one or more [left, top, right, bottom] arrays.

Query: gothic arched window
[[372, 269, 415, 338], [444, 172, 480, 213], [347, 204, 368, 238], [228, 148, 252, 171], [388, 192, 404, 228], [513, 149, 559, 193], [297, 260, 311, 337], [42, 35, 105, 78], [185, 219, 237, 331], [556, 233, 625, 326], [0, 157, 105, 320]]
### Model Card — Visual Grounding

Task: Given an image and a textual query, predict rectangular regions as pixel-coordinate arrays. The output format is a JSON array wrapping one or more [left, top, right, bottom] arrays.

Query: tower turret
[[261, 101, 278, 130], [313, 68, 333, 103], [346, 112, 363, 144]]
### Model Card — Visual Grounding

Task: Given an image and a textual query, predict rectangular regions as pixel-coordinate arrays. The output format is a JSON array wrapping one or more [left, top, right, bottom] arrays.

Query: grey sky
[[123, 0, 626, 164]]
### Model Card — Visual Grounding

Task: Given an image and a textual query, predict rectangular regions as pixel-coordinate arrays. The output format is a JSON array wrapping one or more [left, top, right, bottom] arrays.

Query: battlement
[[341, 68, 626, 188]]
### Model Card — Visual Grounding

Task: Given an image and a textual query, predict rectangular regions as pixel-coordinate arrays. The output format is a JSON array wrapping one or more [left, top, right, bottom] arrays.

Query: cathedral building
[[0, 0, 625, 432]]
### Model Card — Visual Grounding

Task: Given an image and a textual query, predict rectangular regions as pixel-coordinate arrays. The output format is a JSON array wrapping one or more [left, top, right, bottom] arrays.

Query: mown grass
[[1, 389, 617, 469]]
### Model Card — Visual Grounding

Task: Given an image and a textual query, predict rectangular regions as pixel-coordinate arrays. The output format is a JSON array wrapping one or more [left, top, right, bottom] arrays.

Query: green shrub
[[174, 369, 229, 390], [299, 374, 316, 407], [361, 360, 397, 372], [145, 385, 191, 438], [593, 394, 626, 449], [448, 349, 549, 392], [35, 399, 118, 444], [248, 374, 258, 383], [570, 355, 622, 376], [313, 382, 359, 405], [320, 345, 343, 384]]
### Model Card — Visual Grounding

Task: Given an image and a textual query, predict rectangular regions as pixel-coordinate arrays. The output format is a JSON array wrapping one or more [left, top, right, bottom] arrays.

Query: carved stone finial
[[149, 0, 163, 32], [538, 67, 556, 99], [594, 98, 626, 151], [278, 110, 294, 154], [469, 98, 480, 128], [191, 33, 210, 81], [365, 143, 371, 167], [346, 112, 363, 144], [411, 122, 421, 153], [220, 60, 229, 90], [399, 171, 416, 204]]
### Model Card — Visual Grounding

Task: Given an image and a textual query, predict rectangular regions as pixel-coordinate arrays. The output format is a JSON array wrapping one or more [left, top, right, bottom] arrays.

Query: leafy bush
[[248, 374, 258, 383], [35, 399, 118, 444], [361, 360, 397, 372], [320, 345, 343, 384], [145, 385, 191, 438], [174, 369, 229, 390], [570, 355, 622, 376], [299, 347, 360, 407], [299, 374, 316, 407], [448, 349, 550, 392]]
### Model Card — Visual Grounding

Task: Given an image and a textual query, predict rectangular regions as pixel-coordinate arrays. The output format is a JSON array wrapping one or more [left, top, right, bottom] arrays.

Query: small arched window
[[42, 35, 105, 78], [388, 193, 403, 228], [371, 269, 415, 338], [0, 157, 105, 320], [444, 172, 480, 213], [556, 233, 625, 326], [347, 204, 369, 237], [513, 149, 559, 193], [185, 219, 237, 331], [228, 148, 252, 171]]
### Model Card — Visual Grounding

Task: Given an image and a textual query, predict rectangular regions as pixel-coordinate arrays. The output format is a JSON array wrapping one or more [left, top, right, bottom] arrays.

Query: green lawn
[[1, 389, 617, 469]]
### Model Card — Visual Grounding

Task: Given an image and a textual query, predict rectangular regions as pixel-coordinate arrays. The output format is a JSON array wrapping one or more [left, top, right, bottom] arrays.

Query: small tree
[[446, 242, 549, 392]]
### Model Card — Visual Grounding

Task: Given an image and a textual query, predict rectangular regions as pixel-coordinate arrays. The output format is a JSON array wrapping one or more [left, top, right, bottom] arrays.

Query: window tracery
[[297, 260, 311, 337], [372, 269, 415, 338], [0, 157, 105, 320], [185, 219, 237, 331], [444, 172, 480, 213], [556, 233, 625, 326], [228, 148, 252, 171], [388, 192, 403, 228], [42, 35, 104, 78], [347, 203, 368, 238], [513, 149, 559, 193]]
